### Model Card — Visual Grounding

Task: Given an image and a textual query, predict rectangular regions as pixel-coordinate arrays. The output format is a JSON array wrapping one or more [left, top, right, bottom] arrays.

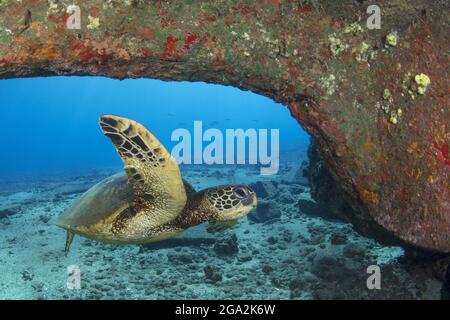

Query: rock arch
[[0, 0, 448, 251]]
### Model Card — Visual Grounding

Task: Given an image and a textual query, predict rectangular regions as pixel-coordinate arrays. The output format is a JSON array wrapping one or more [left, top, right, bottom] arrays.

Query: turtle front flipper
[[207, 219, 238, 233], [99, 115, 187, 228], [64, 231, 75, 256]]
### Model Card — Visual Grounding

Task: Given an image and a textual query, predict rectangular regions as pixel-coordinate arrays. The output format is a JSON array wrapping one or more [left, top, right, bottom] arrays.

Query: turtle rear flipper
[[64, 231, 75, 256]]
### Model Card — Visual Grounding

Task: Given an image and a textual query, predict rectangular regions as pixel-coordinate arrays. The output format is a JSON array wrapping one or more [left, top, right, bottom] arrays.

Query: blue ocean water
[[0, 77, 309, 177]]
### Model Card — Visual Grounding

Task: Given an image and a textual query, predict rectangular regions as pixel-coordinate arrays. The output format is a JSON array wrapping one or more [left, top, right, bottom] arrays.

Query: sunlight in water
[[0, 77, 309, 176]]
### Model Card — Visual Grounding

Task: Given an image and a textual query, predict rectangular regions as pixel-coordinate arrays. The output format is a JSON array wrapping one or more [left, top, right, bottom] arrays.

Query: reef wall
[[0, 0, 448, 252]]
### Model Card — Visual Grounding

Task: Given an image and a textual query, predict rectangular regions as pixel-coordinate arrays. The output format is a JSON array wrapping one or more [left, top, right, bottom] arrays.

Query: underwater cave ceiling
[[0, 0, 448, 252]]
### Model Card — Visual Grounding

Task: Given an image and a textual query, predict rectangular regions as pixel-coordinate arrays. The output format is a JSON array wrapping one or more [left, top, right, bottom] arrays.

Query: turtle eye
[[234, 187, 247, 198]]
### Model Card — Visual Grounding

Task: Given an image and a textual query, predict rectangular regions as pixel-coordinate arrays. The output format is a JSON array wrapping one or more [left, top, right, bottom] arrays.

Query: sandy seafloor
[[0, 161, 444, 300]]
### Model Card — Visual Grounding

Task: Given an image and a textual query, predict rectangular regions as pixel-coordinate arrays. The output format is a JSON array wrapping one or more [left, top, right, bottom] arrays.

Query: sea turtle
[[56, 115, 257, 255]]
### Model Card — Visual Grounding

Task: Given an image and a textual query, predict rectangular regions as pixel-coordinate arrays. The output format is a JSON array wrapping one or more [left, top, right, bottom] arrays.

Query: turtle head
[[205, 185, 257, 221]]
